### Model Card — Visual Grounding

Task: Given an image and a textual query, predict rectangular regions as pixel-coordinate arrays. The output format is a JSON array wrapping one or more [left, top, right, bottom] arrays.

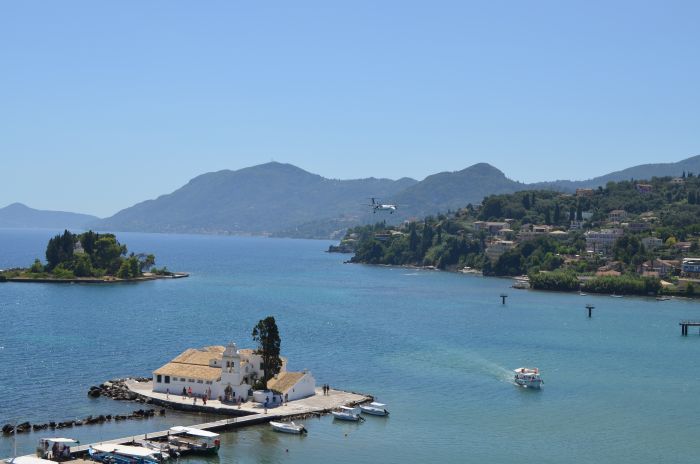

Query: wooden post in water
[[586, 304, 594, 318], [500, 294, 508, 305]]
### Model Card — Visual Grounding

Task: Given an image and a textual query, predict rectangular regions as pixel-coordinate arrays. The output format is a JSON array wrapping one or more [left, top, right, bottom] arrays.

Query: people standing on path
[[188, 386, 192, 397], [166, 388, 170, 399]]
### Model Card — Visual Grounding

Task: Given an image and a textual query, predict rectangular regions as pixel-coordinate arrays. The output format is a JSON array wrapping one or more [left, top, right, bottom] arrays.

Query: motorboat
[[332, 406, 364, 422], [269, 421, 307, 434], [512, 277, 530, 289], [36, 438, 79, 461], [360, 402, 389, 416], [168, 426, 220, 455], [513, 367, 544, 389], [89, 443, 169, 463]]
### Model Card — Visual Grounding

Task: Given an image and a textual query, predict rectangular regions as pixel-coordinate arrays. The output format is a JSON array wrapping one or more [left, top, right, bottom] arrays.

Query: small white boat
[[514, 367, 544, 389], [332, 406, 364, 422], [610, 294, 623, 298], [360, 402, 389, 416], [512, 277, 530, 289], [269, 421, 307, 434]]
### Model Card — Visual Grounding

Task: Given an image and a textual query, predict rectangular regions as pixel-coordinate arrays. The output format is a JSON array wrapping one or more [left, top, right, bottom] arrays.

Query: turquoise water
[[2, 229, 700, 463]]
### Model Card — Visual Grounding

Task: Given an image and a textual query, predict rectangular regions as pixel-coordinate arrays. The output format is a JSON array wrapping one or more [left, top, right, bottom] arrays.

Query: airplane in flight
[[368, 197, 398, 214]]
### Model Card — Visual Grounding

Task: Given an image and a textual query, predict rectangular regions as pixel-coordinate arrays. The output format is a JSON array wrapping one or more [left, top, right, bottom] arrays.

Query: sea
[[1, 228, 700, 463]]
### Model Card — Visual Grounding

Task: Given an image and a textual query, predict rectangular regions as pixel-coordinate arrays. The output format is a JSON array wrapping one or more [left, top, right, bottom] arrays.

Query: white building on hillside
[[152, 342, 315, 402], [585, 229, 624, 254]]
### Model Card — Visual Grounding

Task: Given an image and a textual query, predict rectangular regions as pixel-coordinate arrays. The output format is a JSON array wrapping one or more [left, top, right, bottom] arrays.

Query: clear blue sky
[[1, 1, 698, 217]]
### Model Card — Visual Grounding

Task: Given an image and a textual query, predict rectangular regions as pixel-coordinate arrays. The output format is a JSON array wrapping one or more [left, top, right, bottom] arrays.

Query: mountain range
[[0, 203, 99, 230], [2, 155, 699, 238]]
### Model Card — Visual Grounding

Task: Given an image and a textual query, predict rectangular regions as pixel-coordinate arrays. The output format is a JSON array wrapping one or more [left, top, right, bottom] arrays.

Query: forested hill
[[344, 175, 700, 291], [94, 156, 700, 238], [531, 155, 700, 191], [95, 162, 417, 236]]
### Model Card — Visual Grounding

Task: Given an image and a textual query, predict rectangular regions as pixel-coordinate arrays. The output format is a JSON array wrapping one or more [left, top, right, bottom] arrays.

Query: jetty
[[4, 381, 371, 462], [679, 320, 700, 336]]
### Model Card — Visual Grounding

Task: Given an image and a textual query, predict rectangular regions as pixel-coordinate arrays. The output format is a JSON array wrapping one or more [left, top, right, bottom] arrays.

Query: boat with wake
[[514, 367, 544, 389]]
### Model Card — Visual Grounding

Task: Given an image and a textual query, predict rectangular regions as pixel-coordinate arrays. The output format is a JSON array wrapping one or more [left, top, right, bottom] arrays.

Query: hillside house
[[485, 240, 515, 262], [608, 210, 628, 223], [641, 237, 663, 251], [639, 259, 679, 278], [473, 221, 509, 235], [585, 229, 624, 254], [682, 258, 700, 277]]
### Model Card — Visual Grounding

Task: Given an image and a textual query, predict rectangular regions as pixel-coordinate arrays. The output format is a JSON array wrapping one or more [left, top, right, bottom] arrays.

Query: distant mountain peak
[[461, 163, 506, 176]]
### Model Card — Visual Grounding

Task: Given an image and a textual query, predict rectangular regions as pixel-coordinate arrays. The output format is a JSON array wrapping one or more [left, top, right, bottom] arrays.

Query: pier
[[679, 320, 700, 336], [4, 382, 371, 461]]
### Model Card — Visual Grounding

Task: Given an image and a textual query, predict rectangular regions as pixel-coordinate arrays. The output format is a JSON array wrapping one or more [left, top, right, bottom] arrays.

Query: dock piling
[[679, 320, 700, 336], [500, 294, 508, 305], [586, 304, 594, 318]]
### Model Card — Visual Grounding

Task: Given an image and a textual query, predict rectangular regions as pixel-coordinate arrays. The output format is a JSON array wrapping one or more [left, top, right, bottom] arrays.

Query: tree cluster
[[35, 230, 155, 279]]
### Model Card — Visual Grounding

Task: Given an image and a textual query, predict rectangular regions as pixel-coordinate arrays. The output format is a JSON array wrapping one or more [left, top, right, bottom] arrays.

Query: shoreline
[[2, 272, 189, 284], [347, 261, 695, 299]]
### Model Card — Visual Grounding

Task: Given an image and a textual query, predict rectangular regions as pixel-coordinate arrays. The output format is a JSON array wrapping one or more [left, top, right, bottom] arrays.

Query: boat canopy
[[368, 402, 386, 408], [339, 406, 357, 412], [514, 367, 538, 373], [6, 457, 57, 464], [170, 426, 220, 438], [39, 438, 79, 445], [91, 444, 158, 458]]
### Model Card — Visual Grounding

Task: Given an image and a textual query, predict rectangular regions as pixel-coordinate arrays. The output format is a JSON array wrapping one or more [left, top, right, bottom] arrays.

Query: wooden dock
[[679, 320, 700, 336]]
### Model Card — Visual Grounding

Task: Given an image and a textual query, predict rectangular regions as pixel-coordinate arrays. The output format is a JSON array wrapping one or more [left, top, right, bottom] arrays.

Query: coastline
[[346, 261, 695, 299], [2, 272, 189, 284]]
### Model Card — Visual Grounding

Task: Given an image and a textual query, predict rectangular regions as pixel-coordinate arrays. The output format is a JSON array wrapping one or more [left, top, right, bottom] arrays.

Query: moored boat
[[168, 426, 220, 455], [514, 367, 544, 389], [36, 437, 79, 461], [360, 402, 389, 416], [89, 443, 169, 463], [270, 421, 307, 434], [332, 406, 364, 422]]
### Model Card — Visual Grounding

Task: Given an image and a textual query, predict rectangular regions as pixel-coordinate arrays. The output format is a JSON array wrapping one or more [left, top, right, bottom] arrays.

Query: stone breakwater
[[87, 377, 151, 401], [1, 378, 161, 435], [1, 408, 165, 435]]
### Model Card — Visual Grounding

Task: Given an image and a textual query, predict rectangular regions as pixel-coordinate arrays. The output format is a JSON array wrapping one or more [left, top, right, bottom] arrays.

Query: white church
[[152, 341, 316, 402]]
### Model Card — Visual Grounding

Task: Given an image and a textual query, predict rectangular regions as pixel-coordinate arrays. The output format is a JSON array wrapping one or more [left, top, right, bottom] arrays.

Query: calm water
[[1, 228, 700, 463]]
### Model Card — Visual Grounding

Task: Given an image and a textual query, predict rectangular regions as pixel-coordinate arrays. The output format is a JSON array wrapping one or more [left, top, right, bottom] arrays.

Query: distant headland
[[0, 229, 187, 283]]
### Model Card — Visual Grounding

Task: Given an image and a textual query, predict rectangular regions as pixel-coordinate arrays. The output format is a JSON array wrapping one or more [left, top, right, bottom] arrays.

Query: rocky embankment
[[2, 378, 162, 435], [87, 377, 150, 400]]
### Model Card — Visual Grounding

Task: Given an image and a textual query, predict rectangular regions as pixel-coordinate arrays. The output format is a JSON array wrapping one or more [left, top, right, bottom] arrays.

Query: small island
[[0, 229, 187, 283]]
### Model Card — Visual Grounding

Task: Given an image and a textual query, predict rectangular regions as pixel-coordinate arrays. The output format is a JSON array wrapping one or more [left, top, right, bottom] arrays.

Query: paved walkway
[[126, 380, 370, 417]]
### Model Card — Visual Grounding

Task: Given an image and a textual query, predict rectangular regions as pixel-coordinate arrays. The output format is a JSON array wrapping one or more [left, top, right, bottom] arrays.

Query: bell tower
[[221, 341, 241, 384]]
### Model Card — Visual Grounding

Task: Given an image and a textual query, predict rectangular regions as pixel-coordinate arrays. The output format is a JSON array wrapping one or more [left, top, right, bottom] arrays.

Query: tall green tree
[[252, 316, 283, 385], [46, 230, 75, 270]]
